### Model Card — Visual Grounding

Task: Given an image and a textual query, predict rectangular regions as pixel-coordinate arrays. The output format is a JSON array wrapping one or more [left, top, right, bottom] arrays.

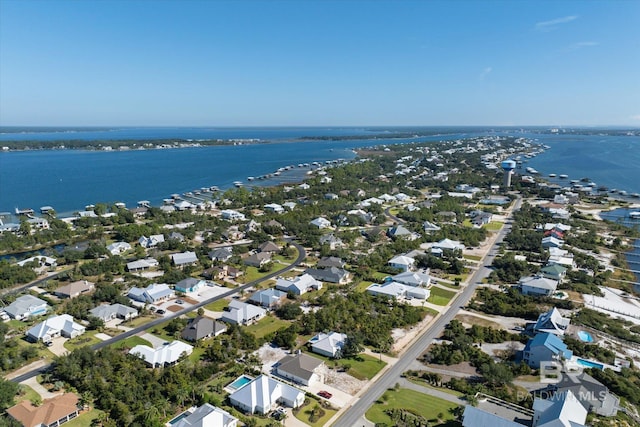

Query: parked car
[[176, 299, 184, 304], [318, 391, 332, 399], [156, 309, 166, 315]]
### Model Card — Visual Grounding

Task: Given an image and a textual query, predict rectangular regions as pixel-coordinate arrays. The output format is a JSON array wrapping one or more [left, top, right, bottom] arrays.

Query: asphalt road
[[332, 197, 521, 427], [9, 241, 307, 383]]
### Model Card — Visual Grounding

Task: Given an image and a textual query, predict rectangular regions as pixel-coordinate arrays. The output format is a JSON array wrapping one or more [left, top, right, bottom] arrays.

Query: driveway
[[139, 332, 167, 347]]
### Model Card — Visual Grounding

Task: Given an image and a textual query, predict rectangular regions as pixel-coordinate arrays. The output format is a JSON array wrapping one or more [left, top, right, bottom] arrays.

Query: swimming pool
[[577, 331, 593, 343], [168, 411, 192, 425], [577, 358, 604, 370], [228, 374, 253, 391]]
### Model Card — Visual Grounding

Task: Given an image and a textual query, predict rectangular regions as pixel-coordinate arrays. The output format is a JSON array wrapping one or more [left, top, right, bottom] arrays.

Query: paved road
[[8, 241, 306, 383], [332, 197, 521, 427]]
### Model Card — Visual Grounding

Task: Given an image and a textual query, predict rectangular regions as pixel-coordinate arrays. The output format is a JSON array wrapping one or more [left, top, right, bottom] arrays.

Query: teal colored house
[[175, 278, 207, 294]]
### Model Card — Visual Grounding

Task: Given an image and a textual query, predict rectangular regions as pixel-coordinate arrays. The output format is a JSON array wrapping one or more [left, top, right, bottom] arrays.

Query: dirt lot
[[166, 304, 183, 313]]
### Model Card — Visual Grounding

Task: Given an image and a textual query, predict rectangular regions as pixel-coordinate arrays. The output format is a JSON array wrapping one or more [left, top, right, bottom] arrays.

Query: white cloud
[[535, 15, 578, 31], [570, 41, 599, 49], [479, 67, 492, 80], [631, 114, 640, 121]]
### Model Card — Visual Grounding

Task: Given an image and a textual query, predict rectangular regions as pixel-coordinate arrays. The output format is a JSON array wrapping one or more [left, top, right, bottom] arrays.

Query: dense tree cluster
[[573, 308, 640, 344]]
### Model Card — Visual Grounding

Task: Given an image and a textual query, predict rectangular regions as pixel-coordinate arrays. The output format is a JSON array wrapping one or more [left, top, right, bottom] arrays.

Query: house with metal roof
[[533, 308, 570, 336], [549, 372, 619, 417], [275, 274, 322, 296], [129, 340, 193, 367], [181, 316, 227, 341], [26, 314, 85, 342], [275, 353, 324, 386], [366, 281, 429, 300], [309, 332, 348, 358], [248, 288, 287, 308], [221, 300, 266, 325], [106, 241, 132, 255], [175, 277, 206, 293], [532, 390, 587, 427], [4, 295, 49, 320], [518, 276, 558, 296], [89, 303, 138, 322], [539, 264, 568, 282], [391, 270, 431, 287], [522, 333, 573, 369], [128, 283, 175, 304], [309, 217, 331, 229], [229, 375, 304, 415], [172, 251, 198, 267], [172, 403, 238, 427], [388, 254, 415, 272], [126, 257, 159, 272], [138, 234, 165, 248], [461, 406, 527, 427]]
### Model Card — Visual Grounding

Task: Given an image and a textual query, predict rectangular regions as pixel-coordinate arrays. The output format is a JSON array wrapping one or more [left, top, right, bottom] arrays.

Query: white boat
[[548, 173, 557, 178], [247, 176, 255, 181], [629, 211, 640, 219], [233, 181, 243, 187], [631, 193, 640, 198], [559, 174, 568, 179]]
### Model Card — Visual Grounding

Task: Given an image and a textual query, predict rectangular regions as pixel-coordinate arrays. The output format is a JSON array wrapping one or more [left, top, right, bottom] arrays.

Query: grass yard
[[366, 388, 461, 426], [16, 384, 40, 404], [61, 409, 106, 427], [484, 221, 503, 232], [206, 299, 229, 312], [306, 351, 386, 381], [121, 314, 155, 328], [355, 280, 373, 292], [111, 335, 152, 350], [64, 332, 102, 351], [294, 397, 338, 427], [244, 315, 290, 339], [406, 379, 465, 397], [463, 254, 482, 261], [243, 266, 271, 282], [428, 287, 457, 306]]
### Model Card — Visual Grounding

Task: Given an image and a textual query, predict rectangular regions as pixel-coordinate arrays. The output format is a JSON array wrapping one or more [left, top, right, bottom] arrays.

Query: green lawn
[[305, 351, 386, 381], [428, 287, 457, 306], [206, 299, 229, 312], [406, 378, 465, 397], [294, 397, 338, 427], [244, 315, 290, 339], [121, 314, 155, 328], [366, 388, 461, 426], [484, 221, 503, 232], [372, 271, 390, 281], [355, 280, 373, 292], [16, 384, 40, 404], [463, 254, 482, 261], [62, 409, 106, 427], [64, 332, 102, 351], [111, 335, 152, 350]]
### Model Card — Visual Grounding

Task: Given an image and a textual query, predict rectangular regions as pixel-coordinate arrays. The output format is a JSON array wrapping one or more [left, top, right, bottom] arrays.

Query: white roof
[[172, 251, 198, 265], [221, 300, 266, 324], [519, 276, 558, 291], [275, 274, 320, 294], [533, 390, 587, 427], [129, 341, 193, 366], [229, 375, 303, 413], [388, 255, 415, 266], [391, 271, 431, 287], [366, 281, 428, 300], [433, 238, 465, 250], [27, 314, 84, 340], [310, 332, 347, 355], [173, 404, 237, 427], [462, 406, 527, 427]]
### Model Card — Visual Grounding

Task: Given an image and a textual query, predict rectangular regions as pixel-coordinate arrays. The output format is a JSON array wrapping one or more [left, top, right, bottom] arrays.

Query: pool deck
[[566, 356, 621, 372]]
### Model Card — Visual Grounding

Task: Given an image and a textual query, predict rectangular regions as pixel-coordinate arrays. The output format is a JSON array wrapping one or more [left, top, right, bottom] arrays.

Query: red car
[[318, 391, 332, 399]]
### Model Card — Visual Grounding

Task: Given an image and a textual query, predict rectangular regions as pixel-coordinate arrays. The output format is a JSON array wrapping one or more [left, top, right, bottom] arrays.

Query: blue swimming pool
[[577, 331, 593, 343], [577, 358, 604, 370], [228, 374, 253, 391], [168, 411, 191, 425]]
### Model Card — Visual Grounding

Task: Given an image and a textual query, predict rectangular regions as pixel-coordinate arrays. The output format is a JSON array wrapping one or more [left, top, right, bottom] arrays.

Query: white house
[[391, 270, 431, 287], [173, 404, 238, 427], [220, 300, 266, 325], [533, 307, 570, 336], [309, 217, 331, 229], [26, 314, 85, 342], [229, 375, 304, 415], [89, 303, 138, 322], [366, 281, 429, 300], [275, 353, 324, 386], [129, 341, 193, 367], [138, 234, 165, 248], [264, 203, 284, 214], [126, 257, 159, 272], [171, 251, 198, 267], [221, 209, 246, 221], [4, 295, 49, 320], [518, 276, 558, 296], [106, 241, 132, 255], [432, 238, 465, 252], [388, 255, 415, 272], [275, 274, 322, 296], [309, 332, 348, 358], [128, 283, 175, 304]]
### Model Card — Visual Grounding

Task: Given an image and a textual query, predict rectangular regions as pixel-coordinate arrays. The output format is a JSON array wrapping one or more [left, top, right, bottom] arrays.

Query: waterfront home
[[6, 393, 80, 427], [309, 331, 348, 358], [174, 200, 195, 211], [15, 255, 57, 271], [4, 295, 49, 320], [220, 300, 266, 325], [533, 307, 570, 336], [181, 316, 227, 341], [518, 276, 558, 297], [26, 314, 85, 342], [275, 353, 324, 386], [275, 274, 322, 296], [127, 283, 175, 304], [304, 266, 351, 284], [129, 341, 193, 367], [53, 280, 94, 299], [175, 277, 206, 293], [388, 254, 415, 272], [229, 375, 304, 415], [366, 281, 429, 300], [138, 234, 165, 248], [244, 252, 272, 268], [126, 257, 159, 272], [522, 333, 573, 369], [172, 404, 238, 427], [248, 288, 287, 308], [172, 251, 198, 267], [106, 241, 132, 255], [89, 303, 138, 322], [221, 209, 246, 221], [310, 217, 331, 229], [208, 246, 233, 262], [258, 241, 280, 253]]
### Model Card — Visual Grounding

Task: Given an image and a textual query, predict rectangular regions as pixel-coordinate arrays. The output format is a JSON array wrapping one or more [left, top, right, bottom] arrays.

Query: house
[[317, 256, 345, 269], [366, 281, 429, 300], [175, 277, 207, 293], [388, 225, 420, 241], [222, 225, 245, 241], [461, 406, 527, 427], [275, 353, 324, 386], [173, 403, 238, 427], [281, 202, 296, 212], [221, 209, 246, 221], [539, 264, 567, 282], [388, 254, 415, 272], [53, 280, 95, 299], [245, 219, 261, 233], [519, 276, 558, 296], [319, 233, 344, 249], [6, 393, 80, 427], [522, 333, 573, 369], [181, 316, 227, 341], [309, 331, 348, 358], [436, 211, 457, 222], [130, 340, 193, 367], [168, 231, 185, 242], [249, 288, 288, 308], [309, 217, 331, 229], [264, 203, 284, 214], [4, 295, 49, 320], [172, 251, 198, 267], [128, 283, 175, 304], [229, 375, 305, 415], [209, 246, 233, 262], [89, 303, 138, 322], [138, 234, 165, 248], [533, 308, 570, 336], [532, 390, 587, 427], [258, 241, 280, 253], [432, 238, 465, 252], [126, 257, 159, 272], [27, 314, 85, 342], [106, 241, 132, 255], [469, 210, 493, 227], [549, 372, 619, 417], [244, 252, 272, 267], [304, 266, 351, 284], [16, 256, 58, 271], [542, 236, 564, 249], [391, 270, 431, 287], [275, 274, 322, 296], [422, 221, 441, 233], [221, 300, 266, 325]]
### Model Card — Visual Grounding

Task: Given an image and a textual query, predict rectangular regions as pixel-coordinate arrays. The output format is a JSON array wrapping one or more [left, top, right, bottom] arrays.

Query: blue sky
[[1, 0, 638, 126]]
